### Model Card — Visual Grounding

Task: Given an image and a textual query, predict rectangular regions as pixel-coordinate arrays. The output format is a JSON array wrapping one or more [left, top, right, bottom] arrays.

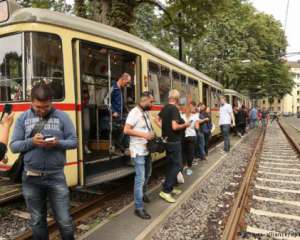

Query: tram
[[224, 89, 251, 109], [1, 0, 228, 187]]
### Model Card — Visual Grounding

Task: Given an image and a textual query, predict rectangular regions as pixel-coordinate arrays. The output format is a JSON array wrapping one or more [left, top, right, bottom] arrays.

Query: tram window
[[160, 66, 171, 103], [211, 88, 219, 108], [188, 78, 199, 101], [0, 34, 23, 102], [172, 71, 181, 92], [148, 61, 160, 103], [180, 74, 187, 104], [202, 83, 209, 106], [25, 32, 64, 100]]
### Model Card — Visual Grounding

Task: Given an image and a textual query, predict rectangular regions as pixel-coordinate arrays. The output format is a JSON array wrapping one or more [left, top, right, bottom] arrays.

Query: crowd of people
[[0, 79, 276, 238]]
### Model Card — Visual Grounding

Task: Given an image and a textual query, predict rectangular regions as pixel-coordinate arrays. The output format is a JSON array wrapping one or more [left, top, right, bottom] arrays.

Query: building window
[[263, 100, 265, 104], [278, 99, 281, 103], [298, 98, 300, 103], [278, 107, 281, 111], [297, 91, 300, 96], [297, 106, 300, 112]]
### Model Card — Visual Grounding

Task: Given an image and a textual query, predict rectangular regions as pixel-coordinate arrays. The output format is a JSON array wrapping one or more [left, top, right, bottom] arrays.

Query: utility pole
[[178, 12, 183, 62]]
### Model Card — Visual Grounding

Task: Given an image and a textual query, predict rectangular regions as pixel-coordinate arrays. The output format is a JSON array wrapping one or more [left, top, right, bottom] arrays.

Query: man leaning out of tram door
[[124, 91, 155, 219], [10, 83, 78, 240]]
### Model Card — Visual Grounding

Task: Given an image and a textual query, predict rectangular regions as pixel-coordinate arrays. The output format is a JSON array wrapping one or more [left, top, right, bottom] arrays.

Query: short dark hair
[[31, 83, 53, 102]]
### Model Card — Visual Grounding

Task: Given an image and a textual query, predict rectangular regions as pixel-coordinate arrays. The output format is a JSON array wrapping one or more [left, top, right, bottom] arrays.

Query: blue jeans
[[133, 155, 152, 209], [220, 124, 231, 152], [197, 132, 206, 159], [163, 142, 182, 193], [22, 172, 74, 240], [250, 119, 257, 129]]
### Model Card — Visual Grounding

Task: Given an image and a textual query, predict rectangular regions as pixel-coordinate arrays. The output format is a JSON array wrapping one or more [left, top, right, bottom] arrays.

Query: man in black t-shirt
[[156, 89, 190, 203]]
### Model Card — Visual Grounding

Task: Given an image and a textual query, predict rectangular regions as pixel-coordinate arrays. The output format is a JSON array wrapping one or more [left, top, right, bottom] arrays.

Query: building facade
[[257, 61, 300, 113]]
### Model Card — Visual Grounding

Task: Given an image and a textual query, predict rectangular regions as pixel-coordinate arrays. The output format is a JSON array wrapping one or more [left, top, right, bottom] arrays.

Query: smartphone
[[43, 135, 55, 142], [0, 104, 13, 121]]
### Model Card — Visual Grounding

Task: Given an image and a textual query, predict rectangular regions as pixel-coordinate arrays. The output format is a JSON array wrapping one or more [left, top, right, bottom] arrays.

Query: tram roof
[[1, 6, 223, 88], [224, 89, 245, 98]]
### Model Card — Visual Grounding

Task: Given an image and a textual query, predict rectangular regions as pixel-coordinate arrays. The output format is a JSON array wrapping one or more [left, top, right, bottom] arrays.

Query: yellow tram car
[[0, 0, 226, 187], [224, 89, 251, 109]]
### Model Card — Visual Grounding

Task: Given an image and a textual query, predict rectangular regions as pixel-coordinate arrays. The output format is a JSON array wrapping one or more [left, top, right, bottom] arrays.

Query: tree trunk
[[74, 0, 86, 17]]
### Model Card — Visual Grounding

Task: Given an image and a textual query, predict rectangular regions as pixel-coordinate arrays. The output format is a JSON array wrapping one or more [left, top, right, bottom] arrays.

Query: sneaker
[[177, 172, 185, 184], [192, 160, 199, 166], [84, 145, 92, 154], [159, 191, 176, 203], [171, 187, 182, 195], [186, 168, 193, 176]]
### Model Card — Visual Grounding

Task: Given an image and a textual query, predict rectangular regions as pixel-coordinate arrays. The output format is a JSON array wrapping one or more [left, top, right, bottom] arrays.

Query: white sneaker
[[186, 168, 193, 176], [84, 145, 92, 154], [177, 171, 185, 184]]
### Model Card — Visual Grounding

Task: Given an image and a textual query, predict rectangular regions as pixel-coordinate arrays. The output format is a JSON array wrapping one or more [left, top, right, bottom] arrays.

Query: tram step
[[85, 166, 134, 186]]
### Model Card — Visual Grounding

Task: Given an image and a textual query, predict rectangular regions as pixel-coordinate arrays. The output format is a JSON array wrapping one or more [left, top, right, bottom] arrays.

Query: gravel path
[[152, 129, 262, 240]]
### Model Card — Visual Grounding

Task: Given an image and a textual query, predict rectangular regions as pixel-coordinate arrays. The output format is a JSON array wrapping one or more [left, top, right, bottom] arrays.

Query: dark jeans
[[163, 141, 182, 193], [237, 124, 246, 135], [203, 132, 210, 154], [22, 172, 74, 240], [182, 136, 196, 168], [196, 132, 206, 159], [112, 117, 129, 151], [220, 124, 231, 152]]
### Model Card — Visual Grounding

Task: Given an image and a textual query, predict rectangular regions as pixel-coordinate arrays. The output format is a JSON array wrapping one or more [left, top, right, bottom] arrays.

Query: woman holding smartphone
[[0, 113, 14, 161]]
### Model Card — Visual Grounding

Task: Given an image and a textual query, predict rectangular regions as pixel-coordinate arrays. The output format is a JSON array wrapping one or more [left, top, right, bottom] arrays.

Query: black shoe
[[134, 209, 151, 220], [143, 194, 151, 203]]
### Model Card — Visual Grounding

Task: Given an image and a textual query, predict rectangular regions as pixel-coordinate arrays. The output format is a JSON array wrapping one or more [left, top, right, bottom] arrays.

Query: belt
[[25, 170, 62, 177]]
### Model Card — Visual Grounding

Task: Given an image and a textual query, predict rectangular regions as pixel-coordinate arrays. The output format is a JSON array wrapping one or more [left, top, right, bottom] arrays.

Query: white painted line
[[255, 185, 300, 194], [258, 171, 300, 177], [260, 162, 300, 166], [259, 166, 300, 172], [246, 226, 300, 240], [256, 177, 300, 185], [250, 208, 300, 221], [253, 195, 300, 207]]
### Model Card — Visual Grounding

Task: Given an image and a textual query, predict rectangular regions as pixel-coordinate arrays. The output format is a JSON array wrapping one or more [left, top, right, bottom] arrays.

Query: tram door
[[73, 40, 139, 186]]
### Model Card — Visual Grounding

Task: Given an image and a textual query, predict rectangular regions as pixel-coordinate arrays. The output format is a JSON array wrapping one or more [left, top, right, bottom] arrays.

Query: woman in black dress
[[0, 113, 14, 161]]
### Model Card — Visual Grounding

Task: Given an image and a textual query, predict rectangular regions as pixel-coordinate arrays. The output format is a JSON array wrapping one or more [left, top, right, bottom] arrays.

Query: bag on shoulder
[[142, 111, 165, 154]]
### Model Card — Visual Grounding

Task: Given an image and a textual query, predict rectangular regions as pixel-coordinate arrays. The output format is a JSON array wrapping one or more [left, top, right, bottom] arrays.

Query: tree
[[17, 0, 72, 12]]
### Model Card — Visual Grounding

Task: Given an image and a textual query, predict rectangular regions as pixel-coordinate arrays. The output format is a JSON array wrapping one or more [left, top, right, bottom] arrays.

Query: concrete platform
[[80, 135, 243, 240]]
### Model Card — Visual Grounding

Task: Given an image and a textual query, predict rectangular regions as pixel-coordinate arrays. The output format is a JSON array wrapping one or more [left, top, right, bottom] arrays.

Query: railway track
[[223, 121, 300, 240], [0, 178, 22, 205]]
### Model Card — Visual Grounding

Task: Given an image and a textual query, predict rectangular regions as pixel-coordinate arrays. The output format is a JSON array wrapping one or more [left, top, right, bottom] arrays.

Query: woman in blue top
[[199, 104, 212, 155]]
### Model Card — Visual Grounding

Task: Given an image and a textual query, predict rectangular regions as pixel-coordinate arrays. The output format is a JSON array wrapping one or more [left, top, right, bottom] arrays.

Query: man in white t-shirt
[[219, 96, 235, 152], [124, 92, 155, 220]]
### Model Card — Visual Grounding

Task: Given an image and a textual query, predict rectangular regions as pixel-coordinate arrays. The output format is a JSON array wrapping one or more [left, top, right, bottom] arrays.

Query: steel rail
[[222, 129, 265, 240]]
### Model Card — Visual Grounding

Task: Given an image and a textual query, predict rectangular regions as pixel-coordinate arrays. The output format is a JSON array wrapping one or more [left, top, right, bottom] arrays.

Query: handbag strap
[[141, 109, 153, 133]]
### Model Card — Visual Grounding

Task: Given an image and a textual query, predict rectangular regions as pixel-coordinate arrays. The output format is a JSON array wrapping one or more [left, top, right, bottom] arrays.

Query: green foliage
[[17, 0, 72, 12]]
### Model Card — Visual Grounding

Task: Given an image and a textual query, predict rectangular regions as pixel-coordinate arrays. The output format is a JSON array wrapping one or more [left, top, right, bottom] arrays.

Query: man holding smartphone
[[10, 84, 77, 240]]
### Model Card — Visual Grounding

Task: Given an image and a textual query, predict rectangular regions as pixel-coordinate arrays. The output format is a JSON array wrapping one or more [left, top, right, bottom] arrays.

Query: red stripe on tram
[[0, 103, 81, 112]]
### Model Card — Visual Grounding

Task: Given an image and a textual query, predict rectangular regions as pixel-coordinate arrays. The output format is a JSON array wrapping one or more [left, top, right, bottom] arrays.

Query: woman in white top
[[181, 101, 199, 175]]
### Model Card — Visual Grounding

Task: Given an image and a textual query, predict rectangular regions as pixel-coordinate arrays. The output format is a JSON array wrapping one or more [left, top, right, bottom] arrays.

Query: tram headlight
[[0, 1, 9, 23]]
